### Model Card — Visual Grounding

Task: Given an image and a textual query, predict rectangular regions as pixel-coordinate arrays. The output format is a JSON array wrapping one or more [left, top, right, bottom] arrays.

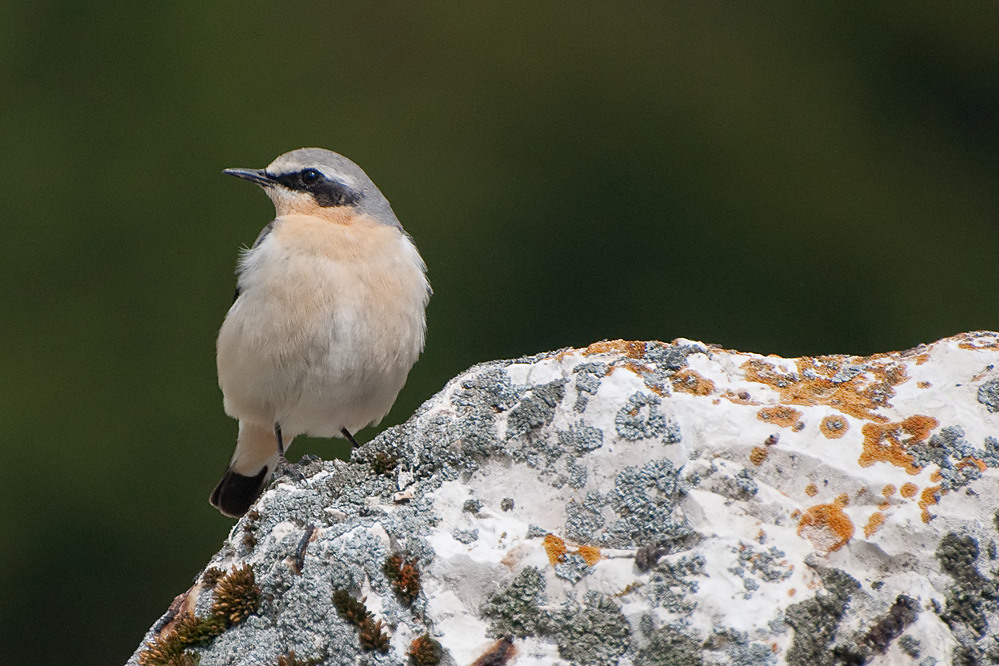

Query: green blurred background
[[1, 3, 996, 663]]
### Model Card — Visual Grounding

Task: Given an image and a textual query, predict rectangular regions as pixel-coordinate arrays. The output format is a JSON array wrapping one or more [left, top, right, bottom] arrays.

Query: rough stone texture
[[129, 332, 999, 665]]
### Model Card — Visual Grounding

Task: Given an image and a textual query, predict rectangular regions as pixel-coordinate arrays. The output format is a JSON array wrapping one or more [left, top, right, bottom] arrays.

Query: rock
[[128, 332, 999, 665]]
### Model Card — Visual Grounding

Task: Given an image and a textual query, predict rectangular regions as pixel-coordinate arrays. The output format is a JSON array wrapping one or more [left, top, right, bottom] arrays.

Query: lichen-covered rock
[[128, 332, 999, 665]]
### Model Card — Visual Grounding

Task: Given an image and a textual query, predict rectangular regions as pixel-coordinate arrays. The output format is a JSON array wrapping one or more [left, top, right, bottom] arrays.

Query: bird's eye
[[299, 169, 321, 186]]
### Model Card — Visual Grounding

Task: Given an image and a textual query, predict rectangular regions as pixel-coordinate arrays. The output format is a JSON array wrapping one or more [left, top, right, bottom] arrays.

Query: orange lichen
[[798, 500, 855, 552], [623, 361, 644, 375], [863, 512, 886, 538], [788, 588, 796, 597], [671, 369, 715, 396], [930, 470, 942, 482], [578, 546, 602, 566], [622, 361, 670, 396], [917, 381, 931, 389], [583, 339, 646, 358], [915, 353, 931, 365], [819, 415, 849, 439], [749, 447, 768, 466], [900, 483, 918, 499], [957, 332, 999, 350], [757, 406, 803, 428], [919, 485, 942, 523], [741, 354, 910, 422], [543, 534, 567, 565], [882, 484, 896, 497], [859, 416, 938, 474], [959, 457, 987, 473], [805, 483, 818, 497]]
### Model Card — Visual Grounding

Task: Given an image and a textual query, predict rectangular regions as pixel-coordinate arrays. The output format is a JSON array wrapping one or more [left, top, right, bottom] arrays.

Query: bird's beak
[[223, 168, 275, 187]]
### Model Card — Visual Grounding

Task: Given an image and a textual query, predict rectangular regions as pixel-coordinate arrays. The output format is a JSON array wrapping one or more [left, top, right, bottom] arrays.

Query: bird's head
[[224, 148, 401, 227]]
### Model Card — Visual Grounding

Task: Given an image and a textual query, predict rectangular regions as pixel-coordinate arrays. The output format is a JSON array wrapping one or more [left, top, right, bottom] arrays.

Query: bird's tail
[[210, 420, 285, 518]]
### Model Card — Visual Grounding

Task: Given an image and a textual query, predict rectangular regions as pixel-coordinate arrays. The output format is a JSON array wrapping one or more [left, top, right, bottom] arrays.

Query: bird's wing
[[233, 221, 277, 301]]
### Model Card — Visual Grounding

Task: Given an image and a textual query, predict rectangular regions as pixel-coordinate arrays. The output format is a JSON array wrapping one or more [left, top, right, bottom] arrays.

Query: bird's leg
[[275, 423, 286, 459], [273, 423, 305, 482], [341, 427, 361, 448]]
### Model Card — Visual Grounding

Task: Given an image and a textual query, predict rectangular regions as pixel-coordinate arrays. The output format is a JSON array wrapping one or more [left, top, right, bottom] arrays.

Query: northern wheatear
[[210, 148, 430, 517]]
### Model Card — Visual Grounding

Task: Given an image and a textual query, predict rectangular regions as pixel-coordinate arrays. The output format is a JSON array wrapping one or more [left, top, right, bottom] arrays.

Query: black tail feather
[[210, 465, 270, 518]]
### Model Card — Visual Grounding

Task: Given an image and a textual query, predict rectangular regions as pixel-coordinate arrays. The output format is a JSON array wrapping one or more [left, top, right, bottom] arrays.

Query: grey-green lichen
[[603, 457, 694, 549], [634, 626, 703, 666], [480, 567, 549, 638], [506, 379, 567, 438], [644, 341, 696, 370], [481, 571, 631, 664], [784, 567, 860, 666], [452, 527, 479, 544], [573, 362, 609, 412], [908, 426, 999, 492], [615, 392, 673, 441], [566, 457, 588, 489], [727, 542, 792, 596], [449, 367, 518, 461], [526, 524, 548, 539], [646, 554, 705, 614], [564, 491, 607, 544], [710, 467, 758, 501], [899, 634, 920, 658], [935, 532, 997, 639], [977, 378, 999, 413], [703, 628, 777, 666], [553, 552, 591, 583], [548, 592, 631, 665], [559, 424, 604, 454]]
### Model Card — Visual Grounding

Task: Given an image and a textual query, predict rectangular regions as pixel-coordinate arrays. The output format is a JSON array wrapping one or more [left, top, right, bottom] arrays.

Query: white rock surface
[[129, 332, 999, 665]]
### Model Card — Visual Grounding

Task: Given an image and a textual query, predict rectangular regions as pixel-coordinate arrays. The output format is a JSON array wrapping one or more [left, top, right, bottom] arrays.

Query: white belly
[[216, 214, 429, 437]]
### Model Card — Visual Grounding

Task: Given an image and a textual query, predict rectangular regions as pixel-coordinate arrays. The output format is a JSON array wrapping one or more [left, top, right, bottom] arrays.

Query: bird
[[210, 148, 430, 518]]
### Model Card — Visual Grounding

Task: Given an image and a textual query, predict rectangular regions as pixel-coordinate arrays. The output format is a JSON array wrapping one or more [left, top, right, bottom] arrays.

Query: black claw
[[274, 457, 306, 483]]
